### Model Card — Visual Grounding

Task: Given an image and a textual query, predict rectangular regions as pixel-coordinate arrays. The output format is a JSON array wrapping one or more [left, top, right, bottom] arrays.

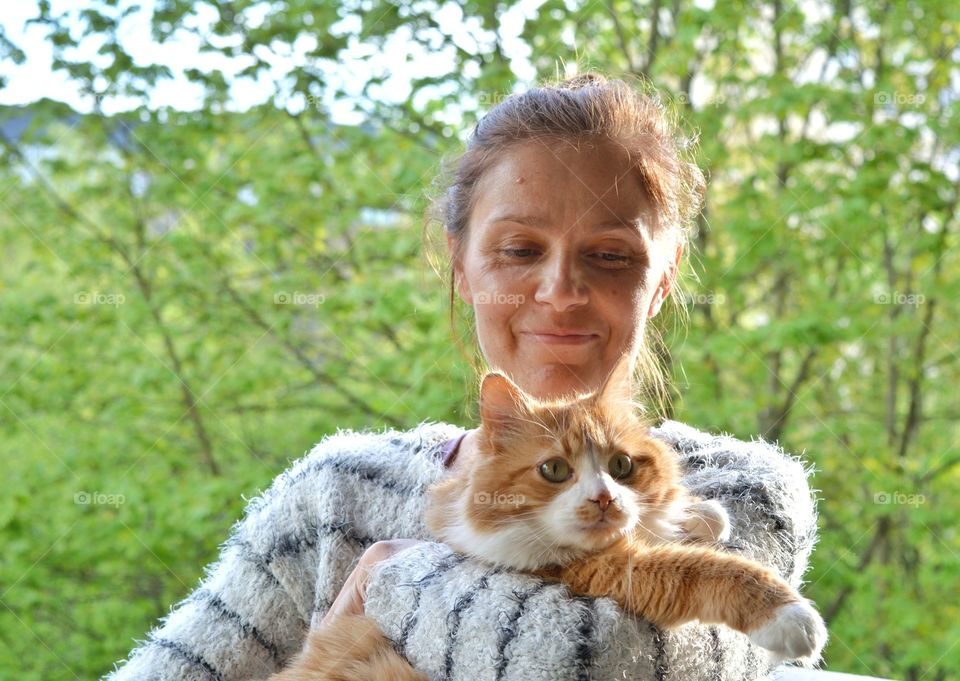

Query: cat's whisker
[[510, 414, 549, 432]]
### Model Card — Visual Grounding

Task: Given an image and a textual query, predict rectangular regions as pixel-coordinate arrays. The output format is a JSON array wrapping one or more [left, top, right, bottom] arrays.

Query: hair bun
[[557, 72, 608, 89]]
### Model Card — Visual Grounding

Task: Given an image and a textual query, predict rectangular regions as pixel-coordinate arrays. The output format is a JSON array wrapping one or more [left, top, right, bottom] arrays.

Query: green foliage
[[1, 1, 957, 679]]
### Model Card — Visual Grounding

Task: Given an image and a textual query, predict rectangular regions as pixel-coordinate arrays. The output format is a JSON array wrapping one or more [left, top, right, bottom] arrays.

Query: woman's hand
[[319, 538, 424, 627]]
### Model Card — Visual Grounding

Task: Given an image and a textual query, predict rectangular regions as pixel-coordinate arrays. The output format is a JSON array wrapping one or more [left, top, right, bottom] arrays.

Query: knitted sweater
[[102, 419, 820, 681]]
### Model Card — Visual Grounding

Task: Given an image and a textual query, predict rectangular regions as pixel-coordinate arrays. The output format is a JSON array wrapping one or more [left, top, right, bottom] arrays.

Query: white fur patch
[[633, 496, 688, 546], [747, 600, 828, 665], [443, 497, 584, 570], [681, 499, 731, 543]]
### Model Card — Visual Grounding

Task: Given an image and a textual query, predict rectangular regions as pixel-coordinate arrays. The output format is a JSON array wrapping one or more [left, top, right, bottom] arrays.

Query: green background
[[1, 1, 957, 679]]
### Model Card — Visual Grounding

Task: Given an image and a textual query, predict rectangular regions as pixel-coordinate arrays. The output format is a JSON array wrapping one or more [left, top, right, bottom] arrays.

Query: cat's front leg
[[558, 542, 826, 664]]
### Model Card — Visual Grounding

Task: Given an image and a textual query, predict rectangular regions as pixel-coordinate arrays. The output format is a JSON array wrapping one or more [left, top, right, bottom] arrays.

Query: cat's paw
[[747, 600, 828, 665], [680, 499, 731, 544]]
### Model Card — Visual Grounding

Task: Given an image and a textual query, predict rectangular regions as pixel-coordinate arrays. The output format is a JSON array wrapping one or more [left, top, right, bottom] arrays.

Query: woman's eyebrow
[[486, 213, 549, 227], [487, 213, 643, 233]]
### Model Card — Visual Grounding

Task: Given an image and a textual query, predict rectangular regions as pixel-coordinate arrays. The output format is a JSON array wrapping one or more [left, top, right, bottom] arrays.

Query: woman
[[103, 72, 820, 680]]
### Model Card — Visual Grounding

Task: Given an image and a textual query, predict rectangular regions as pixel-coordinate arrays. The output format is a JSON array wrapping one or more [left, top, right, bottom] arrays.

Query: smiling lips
[[523, 329, 599, 345]]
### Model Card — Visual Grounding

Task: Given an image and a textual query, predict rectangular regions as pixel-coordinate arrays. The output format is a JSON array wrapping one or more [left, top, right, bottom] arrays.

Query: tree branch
[[604, 0, 637, 72], [218, 277, 403, 428], [644, 0, 663, 75], [823, 517, 890, 624]]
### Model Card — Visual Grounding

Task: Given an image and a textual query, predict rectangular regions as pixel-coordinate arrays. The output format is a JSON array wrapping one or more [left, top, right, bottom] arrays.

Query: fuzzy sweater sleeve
[[101, 422, 460, 681], [364, 419, 821, 681]]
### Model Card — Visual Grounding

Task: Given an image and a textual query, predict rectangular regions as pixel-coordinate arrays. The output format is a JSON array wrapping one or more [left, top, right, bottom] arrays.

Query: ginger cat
[[270, 358, 827, 680]]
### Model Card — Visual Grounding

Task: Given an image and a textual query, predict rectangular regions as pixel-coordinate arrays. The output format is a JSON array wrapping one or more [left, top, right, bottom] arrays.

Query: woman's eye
[[593, 252, 632, 265], [539, 458, 571, 482], [498, 247, 634, 268], [503, 248, 538, 258], [503, 250, 630, 262]]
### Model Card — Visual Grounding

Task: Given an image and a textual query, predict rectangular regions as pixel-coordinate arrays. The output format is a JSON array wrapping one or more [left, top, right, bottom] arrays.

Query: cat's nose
[[591, 491, 613, 512]]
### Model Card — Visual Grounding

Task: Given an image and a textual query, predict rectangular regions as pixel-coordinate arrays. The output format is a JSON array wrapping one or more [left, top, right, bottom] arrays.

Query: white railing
[[774, 667, 894, 680]]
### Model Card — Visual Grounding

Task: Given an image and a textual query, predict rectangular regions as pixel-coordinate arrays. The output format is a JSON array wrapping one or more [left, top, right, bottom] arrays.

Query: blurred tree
[[0, 1, 957, 679]]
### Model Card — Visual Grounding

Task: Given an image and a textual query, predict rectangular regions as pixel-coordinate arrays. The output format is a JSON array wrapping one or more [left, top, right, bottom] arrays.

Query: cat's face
[[429, 357, 686, 569]]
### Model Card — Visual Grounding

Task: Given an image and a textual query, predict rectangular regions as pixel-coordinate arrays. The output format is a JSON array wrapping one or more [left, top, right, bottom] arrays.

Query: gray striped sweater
[[102, 419, 820, 681]]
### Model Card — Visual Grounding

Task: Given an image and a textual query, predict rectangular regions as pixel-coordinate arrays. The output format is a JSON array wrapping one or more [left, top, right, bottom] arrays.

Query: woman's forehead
[[482, 137, 637, 185], [470, 140, 659, 238]]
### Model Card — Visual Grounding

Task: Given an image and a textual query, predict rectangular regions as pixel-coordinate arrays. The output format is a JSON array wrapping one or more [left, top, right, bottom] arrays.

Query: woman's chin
[[517, 362, 603, 401]]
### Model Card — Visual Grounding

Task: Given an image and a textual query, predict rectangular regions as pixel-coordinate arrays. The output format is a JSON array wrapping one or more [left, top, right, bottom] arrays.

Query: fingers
[[358, 538, 424, 568], [319, 566, 367, 627], [319, 539, 426, 628]]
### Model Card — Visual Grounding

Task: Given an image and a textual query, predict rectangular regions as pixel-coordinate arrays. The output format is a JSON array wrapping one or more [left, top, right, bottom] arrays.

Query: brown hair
[[422, 71, 706, 420]]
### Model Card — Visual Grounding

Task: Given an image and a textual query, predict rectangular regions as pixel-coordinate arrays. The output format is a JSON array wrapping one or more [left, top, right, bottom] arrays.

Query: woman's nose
[[532, 252, 589, 311]]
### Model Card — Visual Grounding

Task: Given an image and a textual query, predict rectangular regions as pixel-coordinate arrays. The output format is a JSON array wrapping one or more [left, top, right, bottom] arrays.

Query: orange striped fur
[[268, 613, 426, 681]]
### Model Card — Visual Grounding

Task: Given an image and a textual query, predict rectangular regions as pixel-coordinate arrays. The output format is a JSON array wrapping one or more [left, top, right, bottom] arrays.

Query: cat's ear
[[479, 371, 530, 430], [595, 355, 636, 411]]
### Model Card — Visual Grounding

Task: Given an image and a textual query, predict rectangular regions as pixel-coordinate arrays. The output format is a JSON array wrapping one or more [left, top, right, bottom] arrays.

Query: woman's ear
[[646, 239, 684, 319]]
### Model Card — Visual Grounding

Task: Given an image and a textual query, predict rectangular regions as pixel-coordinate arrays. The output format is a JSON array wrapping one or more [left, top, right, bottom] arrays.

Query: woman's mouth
[[523, 332, 598, 345]]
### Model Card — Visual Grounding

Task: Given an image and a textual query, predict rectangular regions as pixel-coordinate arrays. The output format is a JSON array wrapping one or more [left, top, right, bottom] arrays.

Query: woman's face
[[449, 137, 682, 401]]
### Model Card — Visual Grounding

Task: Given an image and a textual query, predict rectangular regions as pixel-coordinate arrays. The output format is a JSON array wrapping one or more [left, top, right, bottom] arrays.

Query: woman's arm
[[362, 421, 821, 681], [652, 418, 820, 588], [101, 425, 448, 681], [101, 471, 316, 679]]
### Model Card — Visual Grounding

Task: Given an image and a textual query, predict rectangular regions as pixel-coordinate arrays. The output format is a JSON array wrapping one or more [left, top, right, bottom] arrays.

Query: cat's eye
[[608, 453, 633, 479], [539, 458, 571, 482]]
